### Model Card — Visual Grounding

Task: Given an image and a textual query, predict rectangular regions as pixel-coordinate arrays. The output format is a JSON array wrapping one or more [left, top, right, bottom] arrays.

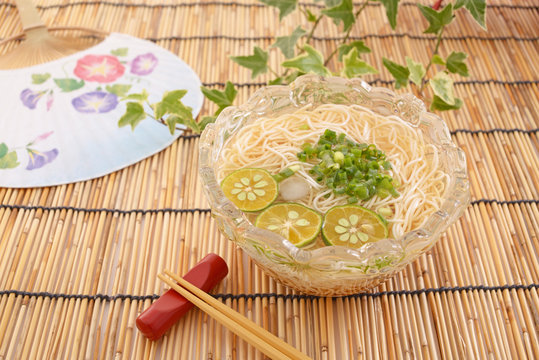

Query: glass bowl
[[199, 74, 470, 296]]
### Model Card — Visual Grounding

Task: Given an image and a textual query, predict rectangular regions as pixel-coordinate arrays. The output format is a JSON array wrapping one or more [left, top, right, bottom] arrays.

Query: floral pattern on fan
[[20, 48, 159, 114], [72, 91, 119, 113], [74, 54, 125, 83], [0, 131, 59, 171]]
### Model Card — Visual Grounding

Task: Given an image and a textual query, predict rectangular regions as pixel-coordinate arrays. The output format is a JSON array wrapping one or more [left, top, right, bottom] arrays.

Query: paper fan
[[0, 33, 203, 187]]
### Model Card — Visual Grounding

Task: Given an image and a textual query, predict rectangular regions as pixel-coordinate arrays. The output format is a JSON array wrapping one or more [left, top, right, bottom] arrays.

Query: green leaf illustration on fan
[[32, 73, 51, 84], [0, 143, 19, 169], [54, 78, 85, 92]]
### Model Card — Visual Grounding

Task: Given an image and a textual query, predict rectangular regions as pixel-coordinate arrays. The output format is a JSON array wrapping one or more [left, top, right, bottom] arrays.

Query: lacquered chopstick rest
[[136, 253, 228, 340]]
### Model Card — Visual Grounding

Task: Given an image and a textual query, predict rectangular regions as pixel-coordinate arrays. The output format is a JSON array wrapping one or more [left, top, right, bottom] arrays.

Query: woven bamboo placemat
[[0, 1, 537, 359]]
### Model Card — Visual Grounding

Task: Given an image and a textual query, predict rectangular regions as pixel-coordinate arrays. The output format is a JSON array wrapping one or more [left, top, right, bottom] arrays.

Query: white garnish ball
[[279, 176, 311, 201]]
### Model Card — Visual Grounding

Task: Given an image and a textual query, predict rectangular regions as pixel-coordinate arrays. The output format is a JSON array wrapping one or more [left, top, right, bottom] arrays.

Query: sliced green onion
[[297, 129, 399, 203], [273, 165, 301, 182], [378, 207, 393, 217]]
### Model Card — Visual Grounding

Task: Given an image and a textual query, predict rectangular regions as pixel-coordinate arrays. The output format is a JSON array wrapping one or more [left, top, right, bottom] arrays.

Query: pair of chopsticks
[[158, 270, 311, 360]]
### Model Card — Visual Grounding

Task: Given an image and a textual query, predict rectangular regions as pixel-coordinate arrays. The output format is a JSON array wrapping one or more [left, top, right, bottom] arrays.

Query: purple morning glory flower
[[72, 91, 118, 113], [26, 148, 59, 170], [130, 53, 158, 75], [20, 89, 45, 109]]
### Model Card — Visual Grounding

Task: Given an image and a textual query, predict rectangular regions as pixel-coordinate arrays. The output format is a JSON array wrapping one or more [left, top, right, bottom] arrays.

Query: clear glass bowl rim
[[199, 74, 470, 273]]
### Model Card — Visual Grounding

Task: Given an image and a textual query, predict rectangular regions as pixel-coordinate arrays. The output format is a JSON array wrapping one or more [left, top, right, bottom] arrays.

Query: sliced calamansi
[[255, 203, 322, 248], [322, 204, 388, 248], [221, 168, 278, 212]]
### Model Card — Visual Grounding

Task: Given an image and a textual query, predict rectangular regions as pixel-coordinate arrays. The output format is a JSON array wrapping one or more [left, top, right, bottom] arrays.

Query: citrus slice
[[322, 205, 388, 248], [221, 168, 278, 212], [255, 203, 322, 248]]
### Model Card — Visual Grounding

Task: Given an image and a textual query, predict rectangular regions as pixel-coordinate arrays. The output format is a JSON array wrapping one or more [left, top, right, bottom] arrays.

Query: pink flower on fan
[[46, 92, 54, 111], [29, 131, 54, 145], [74, 54, 125, 83], [130, 53, 158, 75]]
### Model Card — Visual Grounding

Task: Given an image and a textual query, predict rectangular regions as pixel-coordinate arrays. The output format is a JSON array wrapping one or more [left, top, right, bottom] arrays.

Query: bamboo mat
[[0, 1, 538, 359]]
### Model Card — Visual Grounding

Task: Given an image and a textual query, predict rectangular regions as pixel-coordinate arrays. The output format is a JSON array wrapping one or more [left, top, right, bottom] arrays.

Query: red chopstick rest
[[136, 253, 228, 340]]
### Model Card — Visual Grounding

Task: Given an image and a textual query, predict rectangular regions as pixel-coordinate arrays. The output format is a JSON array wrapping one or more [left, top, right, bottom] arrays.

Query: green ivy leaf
[[405, 57, 426, 86], [230, 46, 269, 79], [111, 48, 128, 56], [445, 51, 469, 77], [453, 0, 465, 9], [200, 81, 238, 116], [268, 77, 284, 85], [272, 26, 307, 59], [417, 3, 454, 34], [164, 109, 201, 134], [165, 115, 181, 134], [152, 90, 192, 120], [282, 45, 330, 76], [376, 0, 400, 30], [106, 84, 132, 97], [284, 70, 304, 84], [0, 144, 19, 169], [338, 41, 371, 61], [429, 72, 455, 105], [118, 102, 147, 130], [53, 78, 85, 92], [323, 0, 342, 6], [431, 54, 446, 65], [305, 8, 318, 22], [259, 0, 298, 20], [321, 0, 355, 32], [198, 116, 217, 132], [121, 90, 149, 103], [382, 57, 409, 89], [341, 48, 378, 78], [430, 95, 463, 111], [454, 0, 486, 29], [32, 73, 51, 84]]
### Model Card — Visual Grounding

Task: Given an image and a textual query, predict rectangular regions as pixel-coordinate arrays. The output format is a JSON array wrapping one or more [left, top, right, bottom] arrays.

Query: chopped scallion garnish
[[272, 165, 301, 182], [297, 129, 399, 202]]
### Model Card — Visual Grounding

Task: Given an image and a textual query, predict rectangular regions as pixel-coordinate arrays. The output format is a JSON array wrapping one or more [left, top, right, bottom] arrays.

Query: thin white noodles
[[217, 104, 447, 238]]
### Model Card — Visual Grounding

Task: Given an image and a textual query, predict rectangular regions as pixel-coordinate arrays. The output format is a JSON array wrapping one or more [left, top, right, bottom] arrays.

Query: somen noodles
[[217, 104, 448, 240]]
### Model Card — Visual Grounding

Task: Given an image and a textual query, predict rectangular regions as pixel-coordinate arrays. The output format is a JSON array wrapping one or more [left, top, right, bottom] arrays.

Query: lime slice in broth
[[322, 204, 388, 248], [221, 168, 278, 212], [255, 203, 322, 248]]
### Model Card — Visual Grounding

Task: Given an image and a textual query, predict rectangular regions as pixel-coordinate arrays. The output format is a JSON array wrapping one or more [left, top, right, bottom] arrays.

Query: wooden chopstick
[[158, 269, 311, 360]]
